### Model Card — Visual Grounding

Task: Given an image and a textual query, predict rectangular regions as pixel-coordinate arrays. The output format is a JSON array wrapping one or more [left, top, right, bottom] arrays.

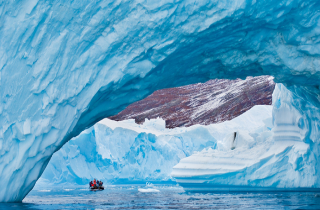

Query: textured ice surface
[[172, 84, 320, 191], [2, 0, 320, 202], [36, 105, 272, 186], [38, 121, 217, 185]]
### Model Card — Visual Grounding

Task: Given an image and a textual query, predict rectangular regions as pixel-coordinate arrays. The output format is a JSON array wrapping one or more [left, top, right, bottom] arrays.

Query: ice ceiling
[[1, 0, 320, 202]]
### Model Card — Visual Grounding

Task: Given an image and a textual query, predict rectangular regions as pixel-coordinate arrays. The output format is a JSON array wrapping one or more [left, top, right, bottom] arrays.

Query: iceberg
[[37, 105, 272, 186], [172, 84, 320, 191], [1, 0, 320, 202], [38, 119, 217, 185]]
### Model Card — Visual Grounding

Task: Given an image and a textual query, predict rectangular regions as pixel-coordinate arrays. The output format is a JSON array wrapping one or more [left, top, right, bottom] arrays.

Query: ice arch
[[1, 0, 320, 202]]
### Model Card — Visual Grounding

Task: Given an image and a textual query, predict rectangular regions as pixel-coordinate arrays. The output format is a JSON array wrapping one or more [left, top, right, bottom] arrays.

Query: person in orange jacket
[[93, 179, 96, 188]]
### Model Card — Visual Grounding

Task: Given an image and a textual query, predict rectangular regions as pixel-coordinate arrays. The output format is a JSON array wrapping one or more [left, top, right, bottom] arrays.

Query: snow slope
[[1, 0, 320, 202], [37, 105, 272, 186], [110, 76, 275, 128]]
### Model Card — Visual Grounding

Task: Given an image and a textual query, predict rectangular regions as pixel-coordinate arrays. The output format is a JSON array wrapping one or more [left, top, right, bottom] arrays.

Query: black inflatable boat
[[90, 186, 104, 191]]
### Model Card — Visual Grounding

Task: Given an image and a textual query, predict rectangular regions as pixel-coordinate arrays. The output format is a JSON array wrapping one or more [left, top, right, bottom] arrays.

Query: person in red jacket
[[93, 179, 97, 188]]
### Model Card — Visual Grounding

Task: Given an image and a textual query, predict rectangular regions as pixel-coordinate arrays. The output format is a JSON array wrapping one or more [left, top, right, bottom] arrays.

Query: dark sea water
[[1, 185, 320, 209]]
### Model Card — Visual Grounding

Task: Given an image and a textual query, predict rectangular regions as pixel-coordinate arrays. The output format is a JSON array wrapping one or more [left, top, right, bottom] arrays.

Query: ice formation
[[1, 0, 320, 202], [172, 84, 320, 191], [37, 105, 272, 186], [38, 120, 217, 185]]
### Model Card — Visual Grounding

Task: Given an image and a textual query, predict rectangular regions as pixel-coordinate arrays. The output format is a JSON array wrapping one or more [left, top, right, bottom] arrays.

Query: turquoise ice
[[1, 0, 320, 202]]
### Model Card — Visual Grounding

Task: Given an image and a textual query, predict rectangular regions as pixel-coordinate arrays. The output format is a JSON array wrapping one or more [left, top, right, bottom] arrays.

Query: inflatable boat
[[90, 186, 104, 191]]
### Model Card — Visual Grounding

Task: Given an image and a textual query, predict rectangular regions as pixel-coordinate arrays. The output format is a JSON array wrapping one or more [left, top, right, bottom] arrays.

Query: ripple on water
[[11, 185, 320, 210]]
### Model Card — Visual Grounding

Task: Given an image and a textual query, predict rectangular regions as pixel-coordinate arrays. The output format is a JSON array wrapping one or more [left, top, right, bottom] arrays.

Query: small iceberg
[[138, 182, 160, 193], [37, 190, 51, 192], [63, 189, 74, 191], [138, 188, 160, 193]]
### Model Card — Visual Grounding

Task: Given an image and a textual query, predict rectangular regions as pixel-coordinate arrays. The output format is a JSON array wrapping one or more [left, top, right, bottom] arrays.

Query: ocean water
[[1, 185, 320, 209]]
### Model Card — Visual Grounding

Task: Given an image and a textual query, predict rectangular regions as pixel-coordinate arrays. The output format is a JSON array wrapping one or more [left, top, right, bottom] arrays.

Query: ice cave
[[1, 0, 320, 202]]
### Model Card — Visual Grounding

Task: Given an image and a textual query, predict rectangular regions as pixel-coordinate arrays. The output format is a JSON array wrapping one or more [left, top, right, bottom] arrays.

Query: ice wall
[[38, 122, 216, 185], [1, 0, 320, 202], [37, 105, 272, 186], [274, 84, 320, 187]]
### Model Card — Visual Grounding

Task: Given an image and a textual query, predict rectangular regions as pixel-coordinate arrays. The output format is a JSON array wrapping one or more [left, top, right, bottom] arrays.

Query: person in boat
[[89, 181, 93, 188], [93, 179, 97, 188], [99, 180, 104, 189]]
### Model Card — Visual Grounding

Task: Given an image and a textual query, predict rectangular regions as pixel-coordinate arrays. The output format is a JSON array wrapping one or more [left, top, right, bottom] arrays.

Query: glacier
[[36, 105, 272, 186], [1, 0, 320, 202]]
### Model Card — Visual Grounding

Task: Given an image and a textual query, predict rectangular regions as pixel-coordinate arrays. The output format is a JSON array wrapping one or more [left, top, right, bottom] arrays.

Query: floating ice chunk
[[138, 188, 160, 193], [37, 190, 51, 192]]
